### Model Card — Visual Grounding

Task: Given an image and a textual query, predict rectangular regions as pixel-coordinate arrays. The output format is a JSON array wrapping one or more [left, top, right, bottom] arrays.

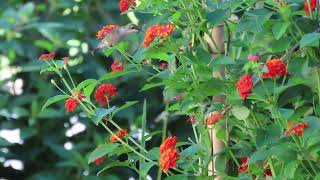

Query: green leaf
[[193, 79, 224, 97], [140, 82, 165, 91], [231, 105, 250, 120], [238, 8, 273, 32], [97, 161, 132, 175], [272, 21, 290, 40], [40, 65, 56, 74], [76, 79, 98, 91], [213, 56, 235, 66], [142, 130, 162, 142], [168, 103, 180, 111], [256, 124, 281, 147], [270, 142, 297, 162], [269, 37, 292, 53], [55, 60, 64, 69], [284, 161, 298, 179], [300, 32, 320, 48], [248, 148, 270, 163], [99, 70, 134, 81], [113, 101, 139, 115], [207, 9, 231, 26], [180, 144, 200, 157], [278, 108, 294, 120], [83, 83, 97, 97], [165, 175, 188, 180], [146, 49, 169, 60], [41, 95, 69, 111], [91, 107, 116, 125], [146, 148, 160, 160], [88, 143, 119, 164], [103, 48, 114, 57], [140, 162, 156, 177]]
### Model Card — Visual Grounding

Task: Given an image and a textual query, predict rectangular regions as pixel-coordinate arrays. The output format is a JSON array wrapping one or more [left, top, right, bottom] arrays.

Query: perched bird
[[92, 23, 139, 54]]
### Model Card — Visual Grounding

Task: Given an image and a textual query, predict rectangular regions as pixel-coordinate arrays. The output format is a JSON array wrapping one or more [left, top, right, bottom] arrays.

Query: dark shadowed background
[[0, 1, 191, 179]]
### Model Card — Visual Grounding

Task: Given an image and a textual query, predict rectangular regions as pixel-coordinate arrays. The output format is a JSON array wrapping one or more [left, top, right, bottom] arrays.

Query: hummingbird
[[91, 23, 139, 55]]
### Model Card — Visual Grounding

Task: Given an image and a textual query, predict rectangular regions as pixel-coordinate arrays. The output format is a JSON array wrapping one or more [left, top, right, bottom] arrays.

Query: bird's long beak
[[125, 28, 139, 34]]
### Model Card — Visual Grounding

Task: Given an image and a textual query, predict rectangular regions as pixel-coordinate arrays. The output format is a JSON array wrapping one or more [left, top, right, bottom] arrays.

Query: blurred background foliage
[[0, 0, 189, 179]]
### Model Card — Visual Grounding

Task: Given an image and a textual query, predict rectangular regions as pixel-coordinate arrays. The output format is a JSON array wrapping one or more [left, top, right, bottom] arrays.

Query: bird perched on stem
[[91, 23, 139, 55]]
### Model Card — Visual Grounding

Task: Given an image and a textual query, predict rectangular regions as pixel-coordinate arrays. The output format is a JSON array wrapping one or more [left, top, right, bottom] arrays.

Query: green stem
[[300, 160, 315, 178], [100, 122, 153, 162], [307, 0, 314, 19], [316, 69, 320, 104], [65, 67, 76, 89], [157, 105, 169, 180], [192, 124, 202, 174], [50, 80, 70, 96], [268, 158, 276, 178], [109, 119, 148, 153]]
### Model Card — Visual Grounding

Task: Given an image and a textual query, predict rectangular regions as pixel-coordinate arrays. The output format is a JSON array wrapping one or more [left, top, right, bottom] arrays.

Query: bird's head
[[119, 23, 139, 35]]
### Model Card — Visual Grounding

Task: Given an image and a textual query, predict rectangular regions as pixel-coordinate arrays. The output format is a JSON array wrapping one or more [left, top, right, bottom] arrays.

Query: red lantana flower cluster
[[206, 111, 223, 126], [237, 156, 249, 173], [262, 59, 287, 79], [110, 129, 128, 143], [304, 0, 317, 16], [94, 84, 117, 106], [119, 0, 136, 12], [284, 122, 309, 137], [159, 136, 180, 173], [111, 60, 124, 72], [38, 52, 55, 61], [96, 24, 118, 40], [142, 24, 175, 48], [237, 157, 273, 177], [95, 157, 104, 166], [65, 92, 84, 113], [236, 74, 253, 100]]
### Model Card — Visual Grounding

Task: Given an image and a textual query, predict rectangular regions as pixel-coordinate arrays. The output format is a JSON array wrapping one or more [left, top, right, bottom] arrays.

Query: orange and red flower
[[142, 24, 175, 48], [94, 84, 117, 106], [284, 122, 309, 137], [159, 136, 180, 172], [65, 92, 84, 113], [304, 0, 317, 16], [96, 24, 118, 40], [160, 148, 180, 173], [110, 129, 128, 143], [262, 59, 287, 79], [236, 74, 253, 100], [111, 60, 124, 72], [119, 0, 136, 12], [206, 111, 223, 126], [38, 52, 55, 61]]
